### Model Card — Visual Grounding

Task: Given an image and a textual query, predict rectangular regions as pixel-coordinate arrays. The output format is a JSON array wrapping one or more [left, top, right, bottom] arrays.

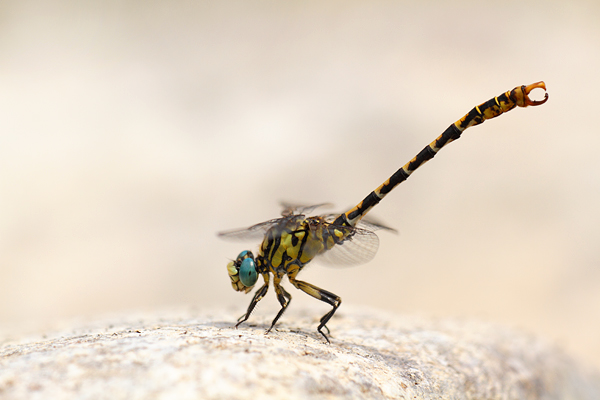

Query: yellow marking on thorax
[[299, 229, 326, 264], [262, 232, 295, 268], [333, 229, 345, 240], [260, 224, 338, 269]]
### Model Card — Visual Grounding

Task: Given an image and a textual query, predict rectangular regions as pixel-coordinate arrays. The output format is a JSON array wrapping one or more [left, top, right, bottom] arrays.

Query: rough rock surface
[[1, 307, 598, 400]]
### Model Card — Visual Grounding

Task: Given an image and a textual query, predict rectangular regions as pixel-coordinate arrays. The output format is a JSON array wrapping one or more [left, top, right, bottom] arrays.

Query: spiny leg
[[289, 276, 341, 343], [236, 277, 269, 327], [266, 276, 292, 334]]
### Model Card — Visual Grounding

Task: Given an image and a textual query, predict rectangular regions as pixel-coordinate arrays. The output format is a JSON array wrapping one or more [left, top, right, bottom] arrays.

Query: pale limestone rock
[[1, 307, 598, 400]]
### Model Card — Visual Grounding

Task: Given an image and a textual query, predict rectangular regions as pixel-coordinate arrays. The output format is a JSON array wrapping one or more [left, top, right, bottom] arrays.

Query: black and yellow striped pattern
[[333, 81, 548, 228], [257, 217, 347, 271], [225, 81, 548, 342]]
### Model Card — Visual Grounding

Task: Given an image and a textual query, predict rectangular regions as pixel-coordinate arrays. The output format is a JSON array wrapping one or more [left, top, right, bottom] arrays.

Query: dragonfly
[[218, 81, 548, 342]]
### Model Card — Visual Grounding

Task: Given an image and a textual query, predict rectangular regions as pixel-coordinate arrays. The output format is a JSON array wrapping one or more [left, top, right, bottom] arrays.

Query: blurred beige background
[[1, 0, 599, 370]]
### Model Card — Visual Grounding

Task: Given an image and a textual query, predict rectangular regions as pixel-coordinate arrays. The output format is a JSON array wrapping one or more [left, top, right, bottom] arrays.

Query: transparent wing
[[320, 213, 398, 233], [356, 216, 398, 234], [218, 203, 332, 241], [217, 216, 291, 241], [279, 202, 333, 216], [316, 225, 381, 267]]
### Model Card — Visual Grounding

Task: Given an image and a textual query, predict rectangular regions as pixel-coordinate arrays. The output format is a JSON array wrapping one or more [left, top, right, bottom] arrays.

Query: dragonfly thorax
[[258, 216, 346, 273]]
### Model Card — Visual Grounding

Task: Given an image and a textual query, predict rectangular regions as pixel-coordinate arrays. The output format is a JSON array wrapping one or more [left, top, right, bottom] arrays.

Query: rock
[[0, 307, 598, 400]]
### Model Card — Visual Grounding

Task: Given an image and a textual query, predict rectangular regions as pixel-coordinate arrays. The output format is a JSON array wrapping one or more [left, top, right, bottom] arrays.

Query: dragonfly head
[[227, 250, 258, 293]]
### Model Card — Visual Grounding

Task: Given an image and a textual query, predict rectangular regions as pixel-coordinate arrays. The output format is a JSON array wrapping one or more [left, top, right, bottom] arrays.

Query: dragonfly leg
[[236, 275, 270, 328], [266, 277, 292, 334], [289, 277, 341, 343]]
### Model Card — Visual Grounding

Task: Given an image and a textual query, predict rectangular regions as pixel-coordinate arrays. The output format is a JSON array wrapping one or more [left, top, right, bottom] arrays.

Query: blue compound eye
[[239, 257, 258, 287], [237, 250, 249, 259]]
